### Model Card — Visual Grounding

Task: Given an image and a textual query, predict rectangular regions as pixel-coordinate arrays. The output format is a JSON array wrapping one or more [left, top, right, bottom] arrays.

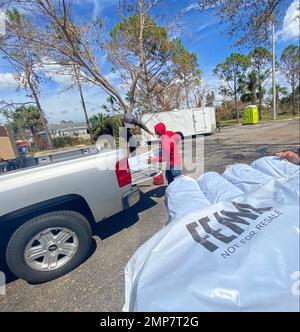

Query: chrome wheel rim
[[24, 227, 79, 271]]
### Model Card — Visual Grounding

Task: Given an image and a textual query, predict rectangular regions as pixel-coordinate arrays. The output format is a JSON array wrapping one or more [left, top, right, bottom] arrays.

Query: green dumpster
[[244, 105, 259, 124]]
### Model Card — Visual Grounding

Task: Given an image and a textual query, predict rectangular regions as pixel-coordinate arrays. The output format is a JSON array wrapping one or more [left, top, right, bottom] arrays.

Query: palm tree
[[89, 113, 109, 142], [11, 105, 45, 147], [240, 71, 258, 104]]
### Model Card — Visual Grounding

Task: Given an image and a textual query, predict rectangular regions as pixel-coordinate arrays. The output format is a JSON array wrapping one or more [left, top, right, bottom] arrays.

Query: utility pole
[[272, 21, 277, 120]]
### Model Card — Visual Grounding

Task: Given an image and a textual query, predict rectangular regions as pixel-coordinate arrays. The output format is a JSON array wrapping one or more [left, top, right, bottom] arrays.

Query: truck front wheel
[[6, 211, 92, 283]]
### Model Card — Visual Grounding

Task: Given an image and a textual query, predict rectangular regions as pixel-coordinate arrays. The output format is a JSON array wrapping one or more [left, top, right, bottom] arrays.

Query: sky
[[0, 0, 299, 124]]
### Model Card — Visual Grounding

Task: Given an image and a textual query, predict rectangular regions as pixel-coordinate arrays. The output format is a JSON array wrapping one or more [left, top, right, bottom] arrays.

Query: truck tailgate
[[129, 150, 161, 185]]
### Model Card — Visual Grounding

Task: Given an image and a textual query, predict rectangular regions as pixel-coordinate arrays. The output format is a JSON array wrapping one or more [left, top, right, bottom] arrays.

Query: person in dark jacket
[[215, 109, 221, 133], [148, 122, 182, 184], [96, 113, 154, 155]]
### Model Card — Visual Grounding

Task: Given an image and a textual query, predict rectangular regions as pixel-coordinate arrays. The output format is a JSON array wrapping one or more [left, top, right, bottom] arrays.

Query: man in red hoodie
[[148, 122, 182, 184]]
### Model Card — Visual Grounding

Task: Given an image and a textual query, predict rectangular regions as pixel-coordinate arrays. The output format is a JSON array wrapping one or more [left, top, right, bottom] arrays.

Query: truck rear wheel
[[6, 211, 92, 283]]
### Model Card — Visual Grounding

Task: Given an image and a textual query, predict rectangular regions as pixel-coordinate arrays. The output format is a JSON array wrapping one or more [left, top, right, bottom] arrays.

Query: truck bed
[[0, 145, 101, 175]]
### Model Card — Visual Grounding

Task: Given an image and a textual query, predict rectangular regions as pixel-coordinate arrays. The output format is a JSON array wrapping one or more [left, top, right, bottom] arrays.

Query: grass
[[260, 112, 299, 122], [220, 112, 299, 127], [220, 119, 239, 127]]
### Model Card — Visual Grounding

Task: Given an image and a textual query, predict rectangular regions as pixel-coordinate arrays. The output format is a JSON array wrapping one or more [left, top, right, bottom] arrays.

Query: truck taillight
[[115, 158, 132, 188]]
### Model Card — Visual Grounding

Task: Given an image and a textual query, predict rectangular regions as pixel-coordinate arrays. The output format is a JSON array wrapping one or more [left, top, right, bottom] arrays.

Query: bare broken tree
[[0, 9, 53, 148], [44, 16, 92, 139], [194, 84, 207, 108], [135, 0, 176, 113], [107, 0, 176, 114], [107, 2, 146, 113], [172, 38, 202, 109], [15, 0, 129, 113], [153, 82, 185, 112], [197, 0, 284, 46]]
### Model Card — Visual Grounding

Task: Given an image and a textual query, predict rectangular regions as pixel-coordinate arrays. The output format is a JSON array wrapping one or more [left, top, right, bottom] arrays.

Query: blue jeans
[[165, 167, 182, 185]]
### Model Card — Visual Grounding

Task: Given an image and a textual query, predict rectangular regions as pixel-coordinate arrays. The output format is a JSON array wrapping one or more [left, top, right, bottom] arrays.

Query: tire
[[6, 211, 92, 283]]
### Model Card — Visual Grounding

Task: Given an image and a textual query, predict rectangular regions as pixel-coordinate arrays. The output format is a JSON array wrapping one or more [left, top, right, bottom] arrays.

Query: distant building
[[48, 122, 88, 137]]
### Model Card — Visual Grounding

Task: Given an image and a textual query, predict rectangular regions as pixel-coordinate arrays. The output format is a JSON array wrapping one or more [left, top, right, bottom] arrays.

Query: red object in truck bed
[[153, 173, 164, 185]]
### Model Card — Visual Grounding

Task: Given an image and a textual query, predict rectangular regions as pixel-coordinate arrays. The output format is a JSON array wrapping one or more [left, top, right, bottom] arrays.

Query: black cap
[[124, 113, 135, 124]]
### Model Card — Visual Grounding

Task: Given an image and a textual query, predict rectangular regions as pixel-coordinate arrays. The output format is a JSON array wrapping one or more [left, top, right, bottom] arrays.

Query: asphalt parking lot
[[0, 119, 299, 311]]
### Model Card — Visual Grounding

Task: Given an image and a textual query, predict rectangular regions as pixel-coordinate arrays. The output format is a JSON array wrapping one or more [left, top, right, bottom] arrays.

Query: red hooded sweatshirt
[[151, 122, 182, 168]]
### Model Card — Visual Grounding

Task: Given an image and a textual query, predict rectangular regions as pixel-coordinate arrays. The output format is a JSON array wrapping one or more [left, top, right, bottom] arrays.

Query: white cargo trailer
[[140, 107, 216, 141]]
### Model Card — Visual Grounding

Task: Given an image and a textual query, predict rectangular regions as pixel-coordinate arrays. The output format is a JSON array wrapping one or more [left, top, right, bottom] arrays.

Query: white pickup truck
[[0, 146, 158, 283]]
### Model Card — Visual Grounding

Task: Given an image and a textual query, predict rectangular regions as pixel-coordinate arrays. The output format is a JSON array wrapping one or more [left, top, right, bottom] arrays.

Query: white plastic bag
[[124, 158, 300, 312], [251, 156, 299, 178], [165, 176, 211, 224], [198, 171, 244, 203], [222, 163, 273, 192]]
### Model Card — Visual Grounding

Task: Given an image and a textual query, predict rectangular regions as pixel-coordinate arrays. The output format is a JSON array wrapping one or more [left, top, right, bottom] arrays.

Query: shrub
[[52, 136, 82, 148]]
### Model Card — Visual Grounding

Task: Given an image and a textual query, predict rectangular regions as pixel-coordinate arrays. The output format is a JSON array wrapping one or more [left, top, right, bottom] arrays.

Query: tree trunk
[[235, 94, 239, 124], [184, 82, 190, 109], [272, 21, 277, 120], [258, 97, 262, 119], [27, 73, 53, 149], [144, 68, 154, 113], [258, 80, 262, 120], [138, 0, 149, 114], [276, 95, 280, 114], [292, 84, 295, 116], [74, 65, 92, 141], [29, 126, 38, 148], [234, 78, 239, 124]]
